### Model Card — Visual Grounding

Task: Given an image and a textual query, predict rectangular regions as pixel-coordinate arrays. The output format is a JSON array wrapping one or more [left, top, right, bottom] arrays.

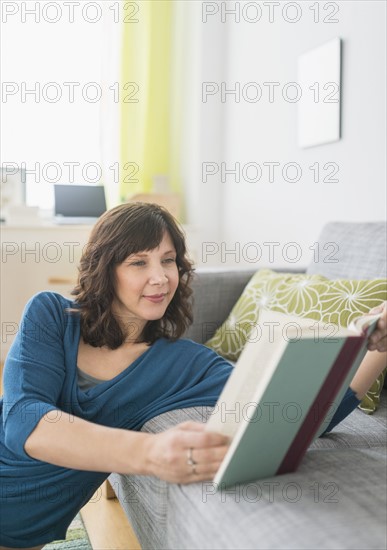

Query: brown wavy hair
[[70, 202, 194, 349]]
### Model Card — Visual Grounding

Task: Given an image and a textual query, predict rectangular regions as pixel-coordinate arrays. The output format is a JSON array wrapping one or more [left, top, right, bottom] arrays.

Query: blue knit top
[[0, 292, 360, 546]]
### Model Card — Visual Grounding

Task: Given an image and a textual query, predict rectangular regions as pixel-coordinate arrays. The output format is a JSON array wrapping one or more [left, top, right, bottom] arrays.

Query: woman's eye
[[130, 261, 145, 266], [128, 258, 176, 266]]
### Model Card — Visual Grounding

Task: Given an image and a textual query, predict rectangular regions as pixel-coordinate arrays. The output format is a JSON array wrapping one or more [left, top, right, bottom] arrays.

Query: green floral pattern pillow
[[205, 269, 387, 413]]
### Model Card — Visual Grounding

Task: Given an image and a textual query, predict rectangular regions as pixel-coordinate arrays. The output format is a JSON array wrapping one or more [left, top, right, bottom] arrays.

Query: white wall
[[179, 1, 227, 249], [195, 0, 386, 268]]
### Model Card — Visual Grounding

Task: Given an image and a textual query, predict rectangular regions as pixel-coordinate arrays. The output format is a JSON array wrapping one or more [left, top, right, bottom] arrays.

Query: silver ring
[[186, 447, 198, 474]]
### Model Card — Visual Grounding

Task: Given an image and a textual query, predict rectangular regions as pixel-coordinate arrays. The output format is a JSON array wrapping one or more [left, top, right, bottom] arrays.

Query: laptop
[[54, 184, 107, 224]]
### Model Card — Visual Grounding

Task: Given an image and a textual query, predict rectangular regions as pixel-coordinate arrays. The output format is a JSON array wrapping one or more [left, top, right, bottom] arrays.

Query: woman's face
[[112, 231, 179, 339]]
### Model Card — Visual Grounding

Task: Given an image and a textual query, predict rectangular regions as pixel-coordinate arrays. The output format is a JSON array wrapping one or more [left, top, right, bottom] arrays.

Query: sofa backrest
[[306, 222, 387, 280], [186, 269, 256, 344], [185, 222, 387, 344]]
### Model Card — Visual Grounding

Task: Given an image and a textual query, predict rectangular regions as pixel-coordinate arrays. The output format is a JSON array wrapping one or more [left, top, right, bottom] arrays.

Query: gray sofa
[[109, 222, 387, 550]]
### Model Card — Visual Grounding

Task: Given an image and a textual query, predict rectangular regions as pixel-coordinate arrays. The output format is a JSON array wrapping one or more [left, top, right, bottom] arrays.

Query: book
[[205, 309, 381, 488]]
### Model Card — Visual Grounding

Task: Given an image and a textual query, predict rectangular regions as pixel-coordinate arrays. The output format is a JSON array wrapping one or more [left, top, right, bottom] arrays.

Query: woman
[[1, 202, 386, 549]]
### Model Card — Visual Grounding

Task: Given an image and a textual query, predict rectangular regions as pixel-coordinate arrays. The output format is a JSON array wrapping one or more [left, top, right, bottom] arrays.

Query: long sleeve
[[320, 387, 361, 436], [2, 292, 70, 459]]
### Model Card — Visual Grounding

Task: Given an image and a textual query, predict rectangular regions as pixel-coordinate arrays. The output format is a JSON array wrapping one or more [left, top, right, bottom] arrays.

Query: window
[[1, 1, 108, 210]]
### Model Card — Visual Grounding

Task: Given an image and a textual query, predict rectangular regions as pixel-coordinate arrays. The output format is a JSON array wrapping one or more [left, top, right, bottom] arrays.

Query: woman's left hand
[[367, 302, 387, 353], [143, 421, 230, 484]]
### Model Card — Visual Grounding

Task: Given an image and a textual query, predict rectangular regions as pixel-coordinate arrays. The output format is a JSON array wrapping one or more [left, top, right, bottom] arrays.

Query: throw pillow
[[205, 269, 328, 361], [205, 268, 387, 413]]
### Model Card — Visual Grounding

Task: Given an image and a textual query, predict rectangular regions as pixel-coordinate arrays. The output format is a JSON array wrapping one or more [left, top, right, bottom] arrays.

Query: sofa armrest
[[108, 407, 208, 550], [110, 404, 387, 550]]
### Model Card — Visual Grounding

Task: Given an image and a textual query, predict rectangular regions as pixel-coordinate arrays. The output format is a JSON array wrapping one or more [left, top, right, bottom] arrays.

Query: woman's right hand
[[141, 421, 230, 484], [367, 302, 387, 352]]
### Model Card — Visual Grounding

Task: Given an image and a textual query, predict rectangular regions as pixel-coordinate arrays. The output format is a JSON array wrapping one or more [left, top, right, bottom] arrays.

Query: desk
[[1, 223, 93, 361]]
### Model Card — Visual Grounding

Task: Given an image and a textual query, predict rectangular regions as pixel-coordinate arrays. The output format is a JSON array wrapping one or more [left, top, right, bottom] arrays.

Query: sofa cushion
[[311, 390, 387, 450], [205, 268, 387, 413], [165, 446, 386, 550]]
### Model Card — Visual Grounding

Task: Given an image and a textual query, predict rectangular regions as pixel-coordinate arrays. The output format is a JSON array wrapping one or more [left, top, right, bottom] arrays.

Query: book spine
[[277, 335, 366, 475]]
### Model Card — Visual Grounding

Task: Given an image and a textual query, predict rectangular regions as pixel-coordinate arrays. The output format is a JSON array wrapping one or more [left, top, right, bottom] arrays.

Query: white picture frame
[[297, 38, 342, 148]]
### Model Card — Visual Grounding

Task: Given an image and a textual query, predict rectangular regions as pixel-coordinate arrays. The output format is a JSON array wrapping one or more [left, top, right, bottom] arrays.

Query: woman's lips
[[143, 293, 167, 303]]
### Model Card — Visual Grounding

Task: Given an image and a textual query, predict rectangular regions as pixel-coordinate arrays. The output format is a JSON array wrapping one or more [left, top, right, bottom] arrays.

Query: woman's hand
[[142, 421, 230, 484], [368, 302, 387, 353]]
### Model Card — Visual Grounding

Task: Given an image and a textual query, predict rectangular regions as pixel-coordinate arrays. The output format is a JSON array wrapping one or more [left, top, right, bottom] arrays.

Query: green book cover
[[206, 310, 378, 488]]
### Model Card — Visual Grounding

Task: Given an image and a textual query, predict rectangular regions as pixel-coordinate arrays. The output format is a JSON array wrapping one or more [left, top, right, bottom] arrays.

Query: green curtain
[[120, 0, 180, 200]]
